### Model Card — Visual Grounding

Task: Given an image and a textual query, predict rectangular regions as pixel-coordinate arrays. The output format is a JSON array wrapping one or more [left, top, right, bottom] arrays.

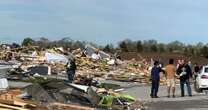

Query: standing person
[[150, 61, 164, 98], [193, 63, 200, 80], [66, 58, 77, 83], [91, 49, 102, 61], [188, 61, 192, 69], [177, 60, 192, 97], [177, 59, 181, 69], [150, 58, 154, 67], [165, 59, 176, 98]]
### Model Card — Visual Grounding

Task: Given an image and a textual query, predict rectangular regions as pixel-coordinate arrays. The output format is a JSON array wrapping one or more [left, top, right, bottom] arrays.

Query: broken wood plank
[[14, 101, 27, 108], [14, 99, 37, 108], [0, 107, 13, 110], [0, 99, 37, 109], [0, 99, 14, 105], [0, 103, 29, 110], [50, 102, 95, 110]]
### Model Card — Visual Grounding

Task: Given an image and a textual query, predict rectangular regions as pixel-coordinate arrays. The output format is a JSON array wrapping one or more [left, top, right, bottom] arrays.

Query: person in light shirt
[[91, 50, 101, 60], [165, 59, 177, 98]]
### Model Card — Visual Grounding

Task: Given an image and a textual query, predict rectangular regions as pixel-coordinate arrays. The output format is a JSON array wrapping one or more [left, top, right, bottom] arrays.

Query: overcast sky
[[0, 0, 208, 45]]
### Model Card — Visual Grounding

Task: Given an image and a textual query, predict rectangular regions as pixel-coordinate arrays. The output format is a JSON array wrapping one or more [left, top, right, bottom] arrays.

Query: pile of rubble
[[0, 44, 153, 110], [0, 44, 153, 84], [73, 45, 152, 84], [0, 79, 145, 110]]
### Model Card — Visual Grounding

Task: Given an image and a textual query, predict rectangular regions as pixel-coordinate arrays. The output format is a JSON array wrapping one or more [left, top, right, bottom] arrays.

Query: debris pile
[[0, 44, 153, 83], [73, 47, 152, 84], [0, 88, 47, 110], [0, 44, 152, 110]]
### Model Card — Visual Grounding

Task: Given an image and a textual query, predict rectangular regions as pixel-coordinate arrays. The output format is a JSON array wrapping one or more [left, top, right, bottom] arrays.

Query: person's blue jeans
[[67, 70, 75, 83], [180, 79, 192, 96], [151, 79, 159, 97]]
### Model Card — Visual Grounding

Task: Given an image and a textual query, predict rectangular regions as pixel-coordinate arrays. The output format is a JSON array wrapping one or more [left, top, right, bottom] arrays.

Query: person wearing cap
[[66, 58, 77, 83], [150, 61, 165, 98]]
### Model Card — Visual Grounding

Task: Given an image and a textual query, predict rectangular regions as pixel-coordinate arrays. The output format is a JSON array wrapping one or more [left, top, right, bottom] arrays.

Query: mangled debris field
[[0, 44, 156, 110]]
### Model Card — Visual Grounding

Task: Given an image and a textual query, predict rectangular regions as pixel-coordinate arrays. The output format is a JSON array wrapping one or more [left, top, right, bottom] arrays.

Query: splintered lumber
[[50, 103, 95, 110], [0, 99, 28, 108], [0, 89, 37, 108], [0, 108, 13, 110], [0, 99, 37, 108], [14, 101, 28, 108], [0, 103, 29, 110], [14, 99, 37, 108], [0, 89, 21, 101]]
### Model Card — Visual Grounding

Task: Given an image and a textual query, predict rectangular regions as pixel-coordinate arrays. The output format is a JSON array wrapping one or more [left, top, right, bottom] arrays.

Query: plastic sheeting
[[45, 52, 68, 64]]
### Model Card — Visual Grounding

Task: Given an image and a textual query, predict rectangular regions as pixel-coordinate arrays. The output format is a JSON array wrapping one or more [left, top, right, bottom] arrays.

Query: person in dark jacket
[[150, 61, 164, 98], [193, 63, 200, 80], [177, 59, 192, 97], [66, 58, 77, 83]]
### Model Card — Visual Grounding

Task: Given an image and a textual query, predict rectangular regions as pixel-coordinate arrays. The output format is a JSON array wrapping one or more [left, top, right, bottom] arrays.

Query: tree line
[[21, 37, 208, 58], [104, 39, 208, 58], [22, 37, 86, 51]]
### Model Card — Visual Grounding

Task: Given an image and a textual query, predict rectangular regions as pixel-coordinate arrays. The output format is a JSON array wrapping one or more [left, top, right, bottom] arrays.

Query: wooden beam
[[0, 103, 29, 110], [51, 103, 95, 110], [0, 108, 13, 110]]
